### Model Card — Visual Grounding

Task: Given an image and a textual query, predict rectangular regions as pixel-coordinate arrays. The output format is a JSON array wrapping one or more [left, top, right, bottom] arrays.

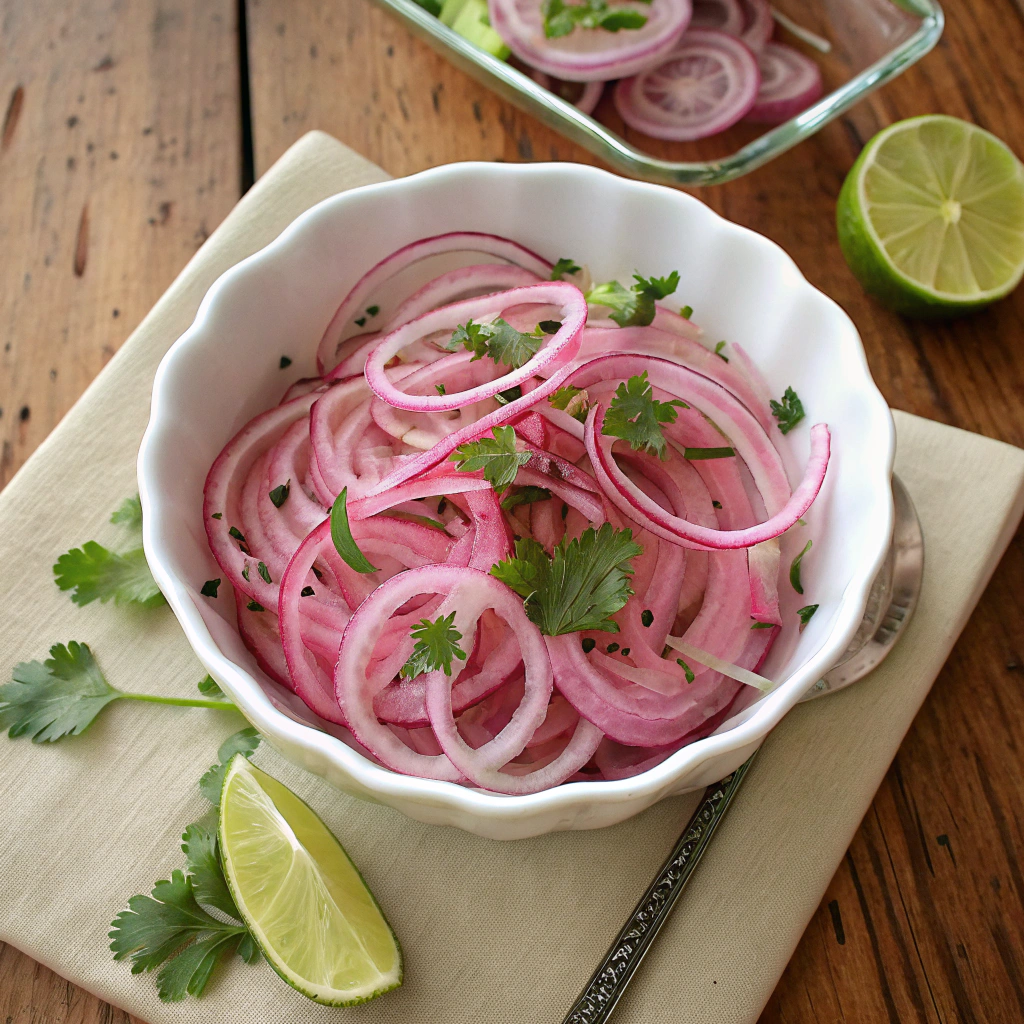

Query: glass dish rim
[[374, 0, 945, 185]]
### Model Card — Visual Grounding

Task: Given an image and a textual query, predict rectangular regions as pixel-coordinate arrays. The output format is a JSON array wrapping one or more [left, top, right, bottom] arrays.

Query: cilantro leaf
[[268, 480, 290, 508], [54, 542, 164, 607], [197, 675, 229, 701], [550, 257, 581, 280], [682, 446, 734, 460], [446, 317, 542, 370], [0, 642, 119, 742], [790, 539, 812, 595], [586, 270, 680, 327], [198, 727, 261, 804], [676, 658, 695, 683], [491, 524, 642, 635], [798, 603, 819, 626], [330, 487, 379, 574], [714, 340, 729, 362], [451, 425, 531, 492], [548, 385, 590, 423], [500, 485, 552, 511], [200, 579, 221, 598], [542, 0, 648, 37], [601, 371, 686, 458], [110, 494, 143, 530], [770, 386, 805, 434], [181, 823, 243, 920], [400, 612, 468, 678], [109, 869, 250, 1002]]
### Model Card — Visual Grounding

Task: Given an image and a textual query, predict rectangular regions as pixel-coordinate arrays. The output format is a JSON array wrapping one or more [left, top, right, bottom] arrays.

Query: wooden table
[[1, 0, 1022, 1020]]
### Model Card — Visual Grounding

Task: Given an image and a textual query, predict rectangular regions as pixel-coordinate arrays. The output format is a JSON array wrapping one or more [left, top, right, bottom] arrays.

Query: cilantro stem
[[120, 693, 236, 710]]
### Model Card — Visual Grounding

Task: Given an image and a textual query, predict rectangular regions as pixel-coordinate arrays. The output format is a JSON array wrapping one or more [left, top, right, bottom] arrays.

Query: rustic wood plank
[[0, 0, 242, 490], [245, 2, 1024, 1023], [0, 0, 241, 1016]]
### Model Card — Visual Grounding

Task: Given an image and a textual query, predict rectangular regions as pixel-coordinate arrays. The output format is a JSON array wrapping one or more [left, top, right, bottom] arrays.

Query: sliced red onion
[[737, 0, 773, 52], [690, 0, 744, 35], [318, 232, 552, 374], [614, 29, 760, 141], [528, 70, 604, 115], [489, 0, 692, 82], [746, 41, 823, 124]]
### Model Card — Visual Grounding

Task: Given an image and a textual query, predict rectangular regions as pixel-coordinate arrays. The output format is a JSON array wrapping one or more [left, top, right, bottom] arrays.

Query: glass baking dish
[[372, 0, 944, 185]]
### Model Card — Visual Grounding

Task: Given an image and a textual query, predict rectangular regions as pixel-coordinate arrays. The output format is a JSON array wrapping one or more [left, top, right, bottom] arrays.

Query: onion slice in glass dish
[[489, 0, 693, 83], [737, 0, 773, 52], [746, 41, 824, 123], [613, 29, 761, 141], [528, 69, 605, 115], [689, 0, 744, 35]]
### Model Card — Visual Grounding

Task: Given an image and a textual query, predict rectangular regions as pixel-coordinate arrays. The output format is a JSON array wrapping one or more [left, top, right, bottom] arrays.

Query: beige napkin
[[2, 132, 1023, 1024]]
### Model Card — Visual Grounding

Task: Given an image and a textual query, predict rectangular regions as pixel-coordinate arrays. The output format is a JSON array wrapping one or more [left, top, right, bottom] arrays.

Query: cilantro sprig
[[601, 371, 687, 459], [446, 317, 542, 370], [548, 384, 590, 423], [198, 727, 261, 804], [586, 270, 680, 328], [0, 643, 235, 743], [770, 387, 806, 434], [543, 0, 650, 38], [491, 524, 642, 635], [400, 612, 468, 678], [500, 485, 552, 511], [54, 494, 163, 608], [451, 425, 531, 492], [550, 257, 582, 279]]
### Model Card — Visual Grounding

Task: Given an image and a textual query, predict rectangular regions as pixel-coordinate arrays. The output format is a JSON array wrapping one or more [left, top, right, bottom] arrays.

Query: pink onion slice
[[690, 0, 744, 35], [318, 232, 552, 374], [364, 281, 587, 413], [614, 29, 761, 141], [738, 0, 773, 52], [746, 41, 824, 124], [528, 70, 604, 115], [489, 0, 692, 82]]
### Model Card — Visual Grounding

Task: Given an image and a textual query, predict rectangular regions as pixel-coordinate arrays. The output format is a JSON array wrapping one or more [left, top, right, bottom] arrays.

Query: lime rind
[[218, 755, 403, 1006], [837, 115, 1024, 316]]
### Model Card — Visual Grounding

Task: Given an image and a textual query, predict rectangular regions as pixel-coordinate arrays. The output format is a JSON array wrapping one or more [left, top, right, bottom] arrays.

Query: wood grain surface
[[2, 0, 1024, 1020]]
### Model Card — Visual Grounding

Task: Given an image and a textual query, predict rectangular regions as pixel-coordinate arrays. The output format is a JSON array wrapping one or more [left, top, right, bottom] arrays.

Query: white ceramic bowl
[[139, 162, 894, 840]]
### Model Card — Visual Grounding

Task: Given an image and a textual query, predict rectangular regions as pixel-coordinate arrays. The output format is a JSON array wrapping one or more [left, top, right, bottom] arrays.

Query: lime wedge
[[218, 755, 402, 1005], [837, 115, 1024, 316]]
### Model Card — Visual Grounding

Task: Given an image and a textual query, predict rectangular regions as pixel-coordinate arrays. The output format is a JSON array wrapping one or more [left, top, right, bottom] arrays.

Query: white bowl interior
[[140, 162, 894, 838]]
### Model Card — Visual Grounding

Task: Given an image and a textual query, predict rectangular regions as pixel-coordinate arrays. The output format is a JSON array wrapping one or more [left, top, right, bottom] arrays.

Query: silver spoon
[[561, 474, 925, 1024]]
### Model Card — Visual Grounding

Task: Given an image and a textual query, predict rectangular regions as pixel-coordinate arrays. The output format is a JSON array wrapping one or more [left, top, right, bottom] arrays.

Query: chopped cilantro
[[538, 320, 562, 334], [435, 383, 446, 396], [601, 371, 686, 458], [491, 523, 642, 635], [680, 305, 693, 319], [641, 609, 654, 627], [714, 341, 729, 362], [797, 604, 819, 626], [751, 621, 775, 629], [581, 637, 596, 653], [548, 384, 590, 422], [279, 355, 292, 369], [676, 658, 695, 683], [451, 425, 530, 492], [366, 304, 380, 317], [228, 526, 245, 543], [241, 565, 249, 582], [330, 487, 379, 574], [268, 480, 290, 508], [500, 485, 552, 511], [543, 0, 648, 37], [550, 257, 581, 279], [300, 586, 315, 597], [790, 539, 811, 594], [246, 600, 264, 612], [683, 446, 735, 460], [400, 612, 467, 679], [770, 387, 805, 434], [210, 513, 223, 520], [586, 270, 679, 327], [712, 500, 723, 509], [446, 318, 542, 369], [257, 562, 272, 585], [355, 316, 366, 327], [495, 384, 523, 405], [606, 642, 619, 653], [200, 579, 221, 599], [621, 647, 630, 656]]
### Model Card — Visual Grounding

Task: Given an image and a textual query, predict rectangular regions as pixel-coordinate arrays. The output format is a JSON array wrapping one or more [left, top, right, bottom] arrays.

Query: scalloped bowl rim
[[139, 161, 895, 830]]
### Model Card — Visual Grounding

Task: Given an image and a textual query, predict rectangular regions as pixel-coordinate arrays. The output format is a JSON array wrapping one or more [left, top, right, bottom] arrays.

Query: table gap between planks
[[1, 0, 1023, 1021]]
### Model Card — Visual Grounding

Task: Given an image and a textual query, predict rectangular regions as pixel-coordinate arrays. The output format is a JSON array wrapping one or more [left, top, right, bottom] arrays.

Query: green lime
[[837, 115, 1024, 317], [218, 755, 402, 1005]]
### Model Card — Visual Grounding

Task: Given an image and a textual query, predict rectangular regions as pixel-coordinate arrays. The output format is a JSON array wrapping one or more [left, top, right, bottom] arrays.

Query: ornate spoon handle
[[561, 753, 757, 1024]]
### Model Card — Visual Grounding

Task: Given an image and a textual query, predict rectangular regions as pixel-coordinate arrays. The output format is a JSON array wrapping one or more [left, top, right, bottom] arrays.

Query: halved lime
[[218, 755, 402, 1005], [837, 115, 1024, 317]]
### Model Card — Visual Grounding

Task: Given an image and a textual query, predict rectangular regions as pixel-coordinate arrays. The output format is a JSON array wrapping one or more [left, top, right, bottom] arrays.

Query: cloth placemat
[[2, 132, 1023, 1024]]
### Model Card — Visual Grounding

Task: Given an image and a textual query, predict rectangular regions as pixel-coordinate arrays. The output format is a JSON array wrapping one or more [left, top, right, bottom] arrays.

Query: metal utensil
[[561, 475, 924, 1024]]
